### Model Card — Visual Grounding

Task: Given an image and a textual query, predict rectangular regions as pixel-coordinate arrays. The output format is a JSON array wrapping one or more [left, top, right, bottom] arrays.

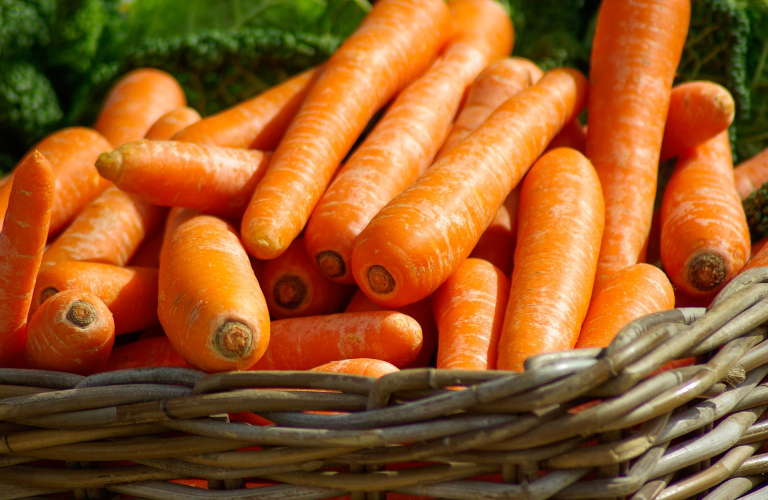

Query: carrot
[[545, 118, 586, 154], [101, 335, 193, 372], [586, 0, 690, 296], [351, 68, 588, 308], [2, 127, 113, 236], [304, 0, 513, 282], [40, 185, 168, 271], [30, 262, 159, 336], [95, 140, 272, 219], [159, 208, 270, 372], [310, 358, 399, 378], [250, 310, 422, 370], [260, 237, 356, 320], [435, 57, 541, 159], [752, 235, 768, 260], [94, 68, 187, 148], [144, 106, 202, 141], [0, 151, 55, 367], [659, 81, 735, 162], [575, 264, 674, 349], [23, 289, 115, 375], [241, 0, 452, 260], [497, 148, 604, 371], [468, 188, 519, 276], [171, 67, 321, 150], [431, 258, 510, 370], [641, 209, 663, 268], [344, 289, 438, 368], [128, 225, 165, 268], [660, 131, 750, 298], [734, 147, 768, 200]]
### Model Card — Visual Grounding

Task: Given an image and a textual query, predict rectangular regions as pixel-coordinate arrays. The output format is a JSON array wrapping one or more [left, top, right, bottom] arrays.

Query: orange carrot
[[40, 185, 168, 271], [659, 81, 735, 162], [94, 68, 187, 148], [96, 140, 272, 219], [241, 0, 452, 260], [159, 208, 270, 372], [734, 146, 768, 200], [310, 358, 399, 378], [497, 148, 604, 371], [144, 106, 202, 141], [304, 0, 513, 282], [660, 131, 750, 298], [23, 289, 115, 375], [351, 68, 588, 308], [435, 57, 541, 159], [545, 118, 586, 154], [0, 151, 55, 367], [101, 335, 193, 372], [586, 0, 689, 296], [31, 262, 159, 336], [250, 310, 422, 370], [261, 237, 356, 320], [3, 127, 113, 236], [752, 235, 768, 260], [431, 258, 510, 370], [468, 188, 519, 276], [171, 67, 321, 150], [575, 264, 674, 349], [128, 225, 165, 268], [344, 289, 438, 368]]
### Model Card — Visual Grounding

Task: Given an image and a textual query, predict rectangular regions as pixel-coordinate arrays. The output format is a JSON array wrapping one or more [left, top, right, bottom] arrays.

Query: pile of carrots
[[2, 0, 767, 379]]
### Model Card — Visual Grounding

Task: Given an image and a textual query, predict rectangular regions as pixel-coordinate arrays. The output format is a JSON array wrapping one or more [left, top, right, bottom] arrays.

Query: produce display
[[3, 1, 768, 495]]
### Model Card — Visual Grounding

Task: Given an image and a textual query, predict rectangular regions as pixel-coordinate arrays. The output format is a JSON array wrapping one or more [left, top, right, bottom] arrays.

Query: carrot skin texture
[[171, 67, 321, 150], [241, 0, 452, 260], [310, 358, 399, 378], [23, 289, 115, 375], [8, 127, 113, 236], [144, 106, 202, 141], [734, 147, 768, 200], [659, 81, 735, 162], [436, 56, 541, 159], [660, 132, 750, 298], [40, 185, 168, 271], [261, 237, 356, 319], [0, 151, 55, 367], [586, 0, 690, 295], [344, 289, 438, 368], [497, 148, 604, 371], [469, 188, 519, 276], [31, 262, 159, 336], [159, 209, 270, 372], [432, 258, 510, 370], [94, 68, 187, 148], [576, 264, 674, 349], [251, 311, 422, 371], [351, 68, 589, 308], [96, 140, 272, 219], [101, 335, 194, 371], [304, 0, 513, 283]]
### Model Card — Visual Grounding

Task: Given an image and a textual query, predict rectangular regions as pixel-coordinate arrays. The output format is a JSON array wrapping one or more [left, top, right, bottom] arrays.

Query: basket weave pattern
[[3, 269, 768, 499]]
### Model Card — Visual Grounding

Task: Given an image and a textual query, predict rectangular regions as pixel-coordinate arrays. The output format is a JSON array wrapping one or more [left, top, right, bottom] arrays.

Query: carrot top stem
[[369, 266, 396, 295], [273, 276, 307, 310], [68, 301, 96, 328], [686, 253, 726, 292], [214, 321, 254, 361], [316, 251, 345, 279]]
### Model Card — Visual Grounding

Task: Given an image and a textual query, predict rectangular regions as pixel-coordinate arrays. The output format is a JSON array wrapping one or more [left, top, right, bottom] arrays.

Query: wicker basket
[[3, 268, 768, 500]]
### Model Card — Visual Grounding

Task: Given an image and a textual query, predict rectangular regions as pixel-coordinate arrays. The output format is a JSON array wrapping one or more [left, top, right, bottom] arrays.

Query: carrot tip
[[41, 288, 58, 304], [95, 150, 122, 182], [213, 321, 254, 360], [368, 265, 395, 295], [67, 301, 96, 328], [316, 251, 346, 279], [686, 252, 726, 292], [273, 275, 307, 310]]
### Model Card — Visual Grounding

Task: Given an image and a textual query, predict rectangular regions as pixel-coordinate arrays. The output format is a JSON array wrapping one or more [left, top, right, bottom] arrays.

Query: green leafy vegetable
[[742, 179, 768, 240]]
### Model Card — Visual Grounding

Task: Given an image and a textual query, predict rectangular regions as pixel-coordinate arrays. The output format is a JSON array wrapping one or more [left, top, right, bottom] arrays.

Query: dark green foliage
[[743, 180, 768, 240], [0, 0, 54, 57], [0, 60, 63, 160]]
